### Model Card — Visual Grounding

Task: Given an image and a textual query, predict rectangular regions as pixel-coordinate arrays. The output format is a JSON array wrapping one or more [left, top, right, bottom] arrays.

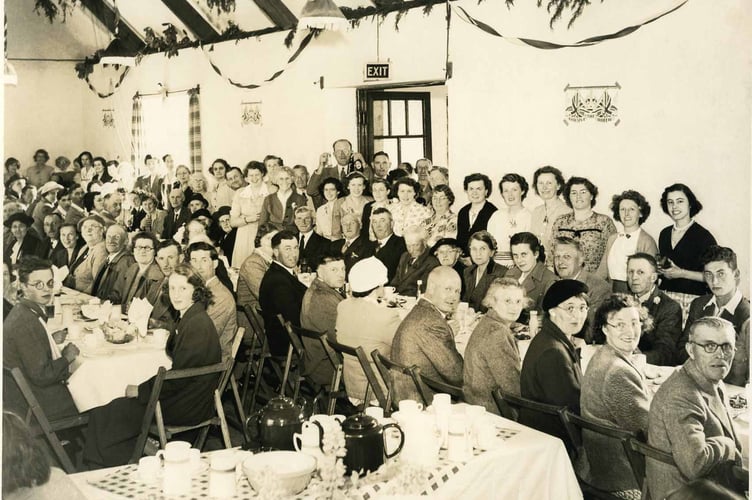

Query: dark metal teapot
[[342, 414, 404, 476], [246, 396, 306, 451]]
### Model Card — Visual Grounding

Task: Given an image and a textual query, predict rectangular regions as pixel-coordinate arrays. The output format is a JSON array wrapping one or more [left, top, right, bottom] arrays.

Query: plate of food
[[103, 320, 138, 344]]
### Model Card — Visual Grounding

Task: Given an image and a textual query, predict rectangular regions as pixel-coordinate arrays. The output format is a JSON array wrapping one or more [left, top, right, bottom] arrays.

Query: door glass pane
[[373, 100, 389, 136], [373, 138, 398, 166], [400, 138, 425, 166], [391, 100, 406, 136], [407, 100, 423, 136]]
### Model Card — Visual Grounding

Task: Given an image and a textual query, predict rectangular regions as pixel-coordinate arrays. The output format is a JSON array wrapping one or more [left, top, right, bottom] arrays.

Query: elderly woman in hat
[[212, 206, 237, 264], [5, 175, 26, 203], [4, 212, 46, 265], [519, 279, 589, 449], [31, 181, 64, 238], [71, 215, 108, 294]]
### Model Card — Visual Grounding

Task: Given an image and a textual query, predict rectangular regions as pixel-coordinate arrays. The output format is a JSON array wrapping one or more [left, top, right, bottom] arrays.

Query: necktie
[[703, 302, 719, 317], [91, 259, 112, 296], [342, 240, 351, 253], [125, 274, 147, 311], [174, 210, 179, 223], [299, 233, 306, 249]]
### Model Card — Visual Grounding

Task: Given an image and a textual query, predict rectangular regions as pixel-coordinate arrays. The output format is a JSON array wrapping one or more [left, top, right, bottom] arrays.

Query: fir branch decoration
[[34, 0, 77, 23], [144, 24, 192, 59], [206, 0, 236, 13], [284, 27, 297, 49], [504, 0, 603, 29]]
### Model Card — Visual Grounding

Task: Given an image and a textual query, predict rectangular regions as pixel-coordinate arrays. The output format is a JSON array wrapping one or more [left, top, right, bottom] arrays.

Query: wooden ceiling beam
[[252, 0, 298, 29], [78, 0, 144, 51], [161, 0, 221, 41]]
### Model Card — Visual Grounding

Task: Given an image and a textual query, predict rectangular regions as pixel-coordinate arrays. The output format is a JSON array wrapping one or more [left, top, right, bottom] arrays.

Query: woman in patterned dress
[[551, 177, 616, 273], [425, 184, 458, 247], [336, 172, 373, 229], [230, 162, 270, 267], [361, 178, 392, 241], [389, 177, 432, 237]]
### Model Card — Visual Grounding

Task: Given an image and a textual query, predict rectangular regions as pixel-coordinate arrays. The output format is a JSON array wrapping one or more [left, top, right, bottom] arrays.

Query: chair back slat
[[230, 327, 246, 359], [129, 366, 167, 463], [370, 350, 430, 409], [625, 437, 676, 490], [328, 339, 382, 409], [420, 374, 463, 400], [491, 388, 518, 421]]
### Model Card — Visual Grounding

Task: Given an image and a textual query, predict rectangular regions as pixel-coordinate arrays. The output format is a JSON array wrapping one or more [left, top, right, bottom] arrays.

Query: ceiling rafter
[[78, 0, 144, 52], [161, 0, 221, 41], [251, 0, 298, 29]]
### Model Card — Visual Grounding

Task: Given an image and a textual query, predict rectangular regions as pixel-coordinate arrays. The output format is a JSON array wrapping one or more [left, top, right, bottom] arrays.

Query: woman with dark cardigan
[[83, 263, 222, 468], [462, 231, 507, 313], [656, 183, 716, 321]]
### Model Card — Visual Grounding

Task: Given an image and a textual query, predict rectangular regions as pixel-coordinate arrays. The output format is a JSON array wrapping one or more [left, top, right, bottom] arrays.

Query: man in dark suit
[[259, 231, 308, 356], [133, 154, 164, 206], [390, 226, 440, 297], [294, 206, 329, 272], [118, 232, 164, 314], [371, 207, 406, 282], [456, 173, 497, 253], [647, 317, 746, 499], [3, 257, 80, 420], [678, 246, 750, 364], [307, 139, 373, 207], [92, 224, 135, 303], [161, 188, 191, 240], [627, 253, 683, 365], [391, 267, 464, 402], [41, 213, 64, 259], [148, 239, 182, 331], [330, 213, 374, 274]]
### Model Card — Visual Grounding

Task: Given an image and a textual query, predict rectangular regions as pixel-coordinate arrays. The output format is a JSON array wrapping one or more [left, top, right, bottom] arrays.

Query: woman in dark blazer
[[581, 295, 650, 497], [462, 231, 507, 312], [83, 263, 222, 468], [504, 232, 558, 315], [3, 212, 46, 265]]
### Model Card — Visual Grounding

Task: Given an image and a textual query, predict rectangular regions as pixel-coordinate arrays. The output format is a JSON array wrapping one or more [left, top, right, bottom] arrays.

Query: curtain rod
[[134, 85, 199, 98], [7, 57, 84, 62]]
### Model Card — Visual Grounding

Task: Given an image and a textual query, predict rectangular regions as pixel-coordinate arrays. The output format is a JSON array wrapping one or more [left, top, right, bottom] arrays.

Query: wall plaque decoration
[[102, 108, 115, 127], [564, 82, 620, 126], [241, 101, 262, 126]]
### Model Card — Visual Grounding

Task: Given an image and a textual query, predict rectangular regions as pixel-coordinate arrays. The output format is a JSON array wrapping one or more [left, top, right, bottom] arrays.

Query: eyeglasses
[[689, 341, 735, 355], [27, 279, 54, 290], [134, 245, 155, 251], [607, 320, 642, 331], [557, 304, 589, 315]]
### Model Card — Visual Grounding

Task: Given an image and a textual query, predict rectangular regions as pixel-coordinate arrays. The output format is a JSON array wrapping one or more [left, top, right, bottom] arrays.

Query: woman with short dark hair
[[229, 161, 270, 267], [505, 232, 559, 314], [597, 190, 659, 292], [656, 183, 716, 317], [462, 230, 507, 312], [530, 165, 571, 266], [551, 176, 616, 273], [388, 176, 430, 237], [425, 184, 457, 247], [487, 173, 533, 267], [360, 178, 392, 241], [315, 177, 344, 240]]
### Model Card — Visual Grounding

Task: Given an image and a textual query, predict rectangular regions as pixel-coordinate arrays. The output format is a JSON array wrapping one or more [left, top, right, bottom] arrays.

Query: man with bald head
[[390, 225, 439, 297], [391, 266, 464, 401], [92, 224, 135, 302], [647, 317, 746, 498]]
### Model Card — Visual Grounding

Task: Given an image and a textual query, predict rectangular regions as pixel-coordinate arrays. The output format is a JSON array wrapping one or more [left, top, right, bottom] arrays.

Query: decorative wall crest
[[241, 101, 261, 126], [102, 108, 115, 127], [564, 82, 620, 126]]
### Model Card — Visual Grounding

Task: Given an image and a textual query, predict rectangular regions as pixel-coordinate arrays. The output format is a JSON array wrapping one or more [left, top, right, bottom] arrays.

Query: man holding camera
[[308, 139, 373, 207]]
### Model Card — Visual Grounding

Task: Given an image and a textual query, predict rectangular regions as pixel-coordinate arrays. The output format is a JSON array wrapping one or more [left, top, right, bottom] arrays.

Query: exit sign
[[364, 62, 391, 81]]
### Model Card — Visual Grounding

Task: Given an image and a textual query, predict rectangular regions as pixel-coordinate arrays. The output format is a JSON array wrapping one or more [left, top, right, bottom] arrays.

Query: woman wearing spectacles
[[581, 294, 651, 499], [520, 279, 589, 450], [3, 256, 80, 420]]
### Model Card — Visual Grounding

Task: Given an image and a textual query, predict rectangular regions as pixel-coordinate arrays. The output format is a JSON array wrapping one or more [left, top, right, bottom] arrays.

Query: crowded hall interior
[[2, 0, 750, 498]]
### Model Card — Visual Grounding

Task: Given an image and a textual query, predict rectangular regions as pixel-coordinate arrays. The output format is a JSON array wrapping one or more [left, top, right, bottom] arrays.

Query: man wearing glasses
[[3, 256, 80, 419], [647, 317, 746, 499], [118, 232, 164, 314], [92, 224, 135, 302]]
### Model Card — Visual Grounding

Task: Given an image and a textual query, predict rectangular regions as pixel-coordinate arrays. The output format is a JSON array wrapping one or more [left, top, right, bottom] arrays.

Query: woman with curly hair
[[315, 177, 344, 240], [230, 161, 270, 266], [462, 230, 508, 312], [530, 165, 572, 266], [487, 173, 533, 267], [425, 184, 458, 247], [597, 190, 659, 292], [551, 176, 617, 273], [656, 183, 717, 319], [582, 294, 651, 500], [83, 263, 221, 468], [389, 176, 432, 237]]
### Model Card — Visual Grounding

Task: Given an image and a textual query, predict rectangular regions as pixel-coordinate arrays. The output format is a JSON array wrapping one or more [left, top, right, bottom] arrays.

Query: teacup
[[137, 456, 161, 484]]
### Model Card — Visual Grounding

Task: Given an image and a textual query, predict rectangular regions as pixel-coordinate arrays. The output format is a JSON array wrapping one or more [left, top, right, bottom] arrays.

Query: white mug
[[188, 448, 202, 473], [447, 414, 472, 462], [159, 442, 192, 496], [209, 451, 237, 498], [432, 393, 451, 410], [364, 406, 384, 420], [398, 400, 423, 414], [465, 405, 486, 449], [137, 456, 161, 484], [152, 328, 169, 345]]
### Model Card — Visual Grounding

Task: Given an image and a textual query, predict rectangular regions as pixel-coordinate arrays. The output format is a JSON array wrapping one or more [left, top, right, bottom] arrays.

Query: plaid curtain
[[188, 87, 202, 173], [131, 94, 144, 175]]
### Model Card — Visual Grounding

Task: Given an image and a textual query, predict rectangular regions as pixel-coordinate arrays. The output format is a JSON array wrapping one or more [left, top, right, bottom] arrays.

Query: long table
[[69, 408, 583, 499]]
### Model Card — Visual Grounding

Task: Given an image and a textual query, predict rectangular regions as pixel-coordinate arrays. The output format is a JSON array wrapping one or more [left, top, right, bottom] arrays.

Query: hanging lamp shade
[[299, 0, 348, 31], [99, 37, 136, 66]]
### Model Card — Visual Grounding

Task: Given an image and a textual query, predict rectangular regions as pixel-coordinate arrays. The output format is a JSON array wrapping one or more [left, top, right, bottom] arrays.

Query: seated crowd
[[2, 143, 749, 497]]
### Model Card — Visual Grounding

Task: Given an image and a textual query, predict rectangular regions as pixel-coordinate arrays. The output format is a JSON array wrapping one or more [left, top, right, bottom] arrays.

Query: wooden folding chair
[[132, 360, 233, 451], [624, 437, 676, 491], [241, 304, 283, 412], [560, 410, 642, 500], [328, 338, 388, 410], [370, 350, 431, 412], [4, 367, 89, 473], [288, 323, 347, 415], [277, 314, 307, 401], [420, 374, 464, 401], [491, 388, 519, 421], [222, 327, 248, 444]]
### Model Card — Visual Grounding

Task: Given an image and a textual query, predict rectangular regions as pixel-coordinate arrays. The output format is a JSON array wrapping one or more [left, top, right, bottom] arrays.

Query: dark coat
[[330, 236, 375, 274], [519, 317, 582, 448], [50, 241, 83, 269], [658, 222, 715, 296], [374, 234, 407, 282], [3, 300, 78, 420], [161, 207, 191, 240], [4, 233, 47, 262], [259, 261, 307, 356], [134, 175, 164, 205], [456, 201, 497, 253], [83, 302, 221, 468], [390, 248, 440, 297], [638, 287, 683, 366], [298, 231, 329, 271], [92, 251, 136, 303], [677, 293, 750, 364], [462, 260, 508, 313], [391, 299, 463, 402], [504, 262, 559, 314], [117, 262, 165, 313]]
